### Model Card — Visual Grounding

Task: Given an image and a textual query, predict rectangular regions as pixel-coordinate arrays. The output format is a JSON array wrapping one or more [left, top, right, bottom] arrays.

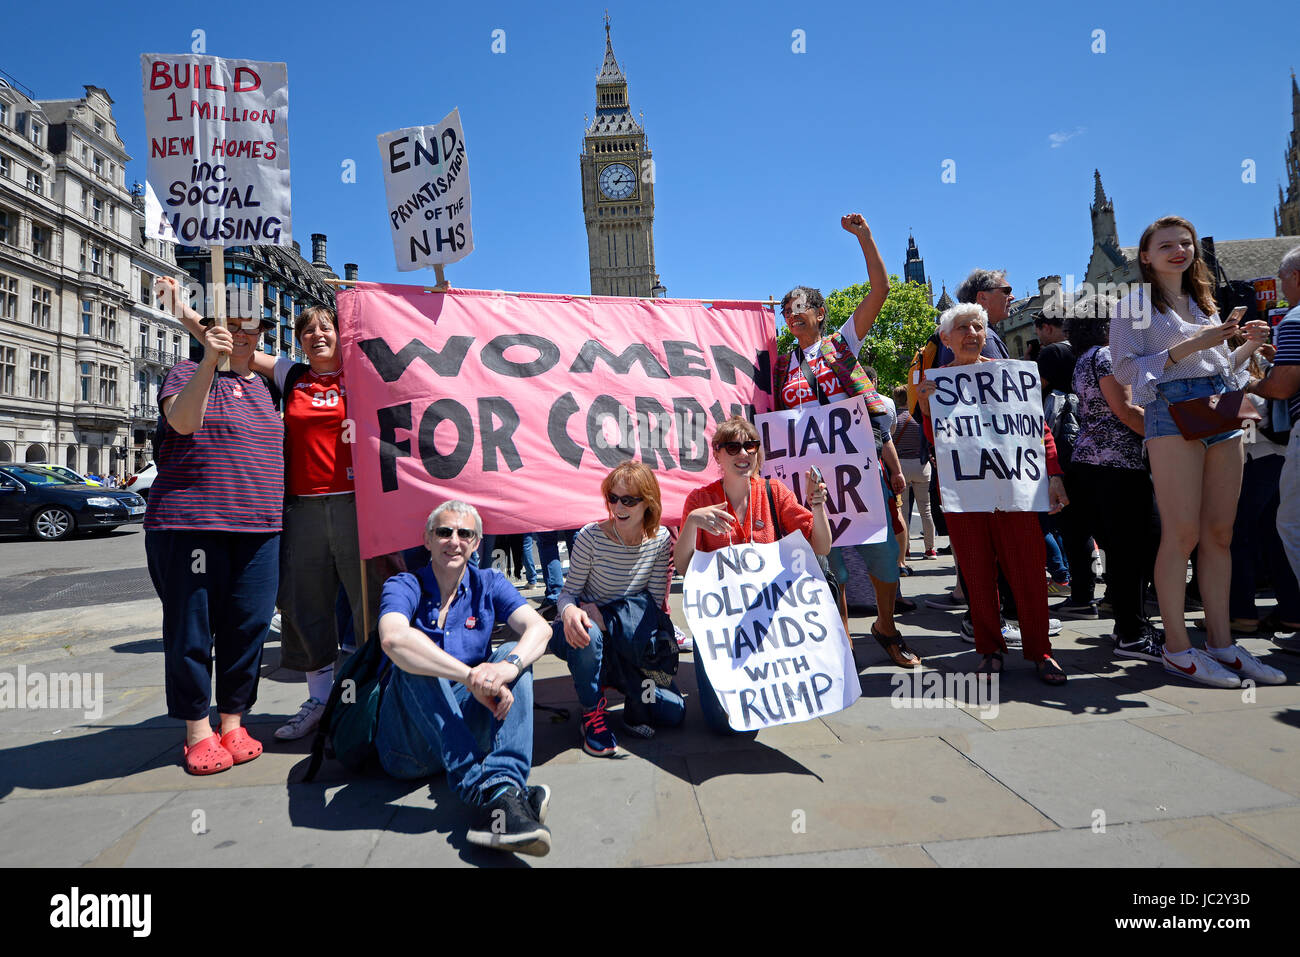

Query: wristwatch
[[504, 653, 524, 678]]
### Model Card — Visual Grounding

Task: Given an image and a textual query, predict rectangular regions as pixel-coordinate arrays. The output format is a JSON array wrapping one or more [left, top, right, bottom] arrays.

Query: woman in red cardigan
[[918, 303, 1070, 684]]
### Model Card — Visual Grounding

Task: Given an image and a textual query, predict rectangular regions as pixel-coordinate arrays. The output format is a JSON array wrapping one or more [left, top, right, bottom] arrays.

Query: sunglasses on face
[[715, 440, 761, 455], [985, 285, 1012, 296], [606, 493, 644, 507], [432, 525, 477, 541]]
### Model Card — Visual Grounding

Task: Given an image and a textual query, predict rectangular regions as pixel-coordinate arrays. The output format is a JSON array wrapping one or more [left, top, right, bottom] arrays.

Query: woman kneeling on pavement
[[674, 416, 832, 734], [918, 303, 1070, 684], [145, 299, 282, 774], [551, 462, 684, 756]]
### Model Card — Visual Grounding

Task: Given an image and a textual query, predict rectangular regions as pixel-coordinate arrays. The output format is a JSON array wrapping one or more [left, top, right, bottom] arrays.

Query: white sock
[[306, 666, 334, 702], [1164, 647, 1193, 661], [1205, 645, 1237, 662]]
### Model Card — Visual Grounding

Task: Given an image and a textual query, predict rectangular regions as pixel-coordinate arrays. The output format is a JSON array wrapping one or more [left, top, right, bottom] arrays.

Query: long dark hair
[[1137, 215, 1217, 318]]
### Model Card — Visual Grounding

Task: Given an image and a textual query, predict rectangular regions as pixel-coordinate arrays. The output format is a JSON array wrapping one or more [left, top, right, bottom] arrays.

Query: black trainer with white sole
[[467, 785, 551, 856]]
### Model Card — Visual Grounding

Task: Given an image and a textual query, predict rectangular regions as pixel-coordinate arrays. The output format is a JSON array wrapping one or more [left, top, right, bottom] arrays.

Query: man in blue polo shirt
[[1249, 245, 1300, 654], [377, 500, 555, 855]]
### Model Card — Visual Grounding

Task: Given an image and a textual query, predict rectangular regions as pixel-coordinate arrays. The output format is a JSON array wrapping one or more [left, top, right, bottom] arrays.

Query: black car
[[0, 464, 147, 540]]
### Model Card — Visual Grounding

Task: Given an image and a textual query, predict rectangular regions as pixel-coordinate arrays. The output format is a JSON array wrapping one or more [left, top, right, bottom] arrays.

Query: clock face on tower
[[598, 162, 637, 200]]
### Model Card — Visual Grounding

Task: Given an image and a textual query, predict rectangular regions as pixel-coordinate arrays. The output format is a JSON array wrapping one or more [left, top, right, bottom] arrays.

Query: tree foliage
[[776, 277, 938, 391]]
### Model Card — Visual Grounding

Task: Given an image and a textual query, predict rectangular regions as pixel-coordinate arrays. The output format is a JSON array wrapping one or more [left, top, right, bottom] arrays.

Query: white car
[[124, 462, 158, 499]]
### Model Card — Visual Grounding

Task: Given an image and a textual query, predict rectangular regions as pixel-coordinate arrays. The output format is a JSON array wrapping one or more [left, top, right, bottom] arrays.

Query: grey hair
[[1281, 246, 1300, 279], [937, 302, 988, 339], [955, 269, 1008, 304], [425, 500, 482, 539]]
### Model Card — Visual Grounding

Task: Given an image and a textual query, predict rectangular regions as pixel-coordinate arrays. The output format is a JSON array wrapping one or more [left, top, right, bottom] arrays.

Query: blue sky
[[6, 0, 1297, 304]]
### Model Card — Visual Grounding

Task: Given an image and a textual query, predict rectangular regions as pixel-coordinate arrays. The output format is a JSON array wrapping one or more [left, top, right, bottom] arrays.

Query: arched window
[[0, 441, 12, 461], [25, 443, 47, 463], [66, 445, 78, 470]]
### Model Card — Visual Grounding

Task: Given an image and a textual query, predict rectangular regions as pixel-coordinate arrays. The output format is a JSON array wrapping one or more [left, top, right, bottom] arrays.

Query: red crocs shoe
[[183, 733, 233, 776], [219, 727, 263, 765]]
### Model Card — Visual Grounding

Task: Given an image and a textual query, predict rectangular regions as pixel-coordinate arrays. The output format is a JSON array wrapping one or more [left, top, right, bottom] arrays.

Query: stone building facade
[[579, 20, 660, 298]]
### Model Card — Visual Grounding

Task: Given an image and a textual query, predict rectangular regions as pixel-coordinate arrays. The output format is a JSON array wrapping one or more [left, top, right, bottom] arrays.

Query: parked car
[[124, 462, 157, 500], [0, 464, 146, 540], [31, 464, 101, 486]]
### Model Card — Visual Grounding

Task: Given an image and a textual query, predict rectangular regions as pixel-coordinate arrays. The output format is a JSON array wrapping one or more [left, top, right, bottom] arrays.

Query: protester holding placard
[[549, 463, 683, 757], [144, 300, 282, 774], [674, 416, 832, 734], [918, 304, 1069, 684], [1109, 215, 1282, 688], [772, 214, 915, 668]]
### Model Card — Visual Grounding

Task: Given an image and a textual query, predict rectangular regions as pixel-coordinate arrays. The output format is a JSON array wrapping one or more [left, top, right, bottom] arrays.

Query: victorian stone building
[[0, 78, 346, 479], [1275, 73, 1300, 238], [580, 20, 661, 298]]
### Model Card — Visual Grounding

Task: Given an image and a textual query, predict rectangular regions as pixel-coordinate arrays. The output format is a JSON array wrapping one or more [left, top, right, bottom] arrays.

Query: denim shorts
[[1145, 376, 1242, 448]]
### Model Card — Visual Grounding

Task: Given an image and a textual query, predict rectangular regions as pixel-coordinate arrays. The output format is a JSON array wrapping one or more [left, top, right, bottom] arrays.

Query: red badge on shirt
[[465, 616, 477, 629]]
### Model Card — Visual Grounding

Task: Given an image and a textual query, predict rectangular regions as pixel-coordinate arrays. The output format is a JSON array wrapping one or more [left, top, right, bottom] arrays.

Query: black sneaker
[[1056, 601, 1099, 620], [1115, 627, 1165, 663], [526, 784, 551, 825], [467, 785, 551, 856]]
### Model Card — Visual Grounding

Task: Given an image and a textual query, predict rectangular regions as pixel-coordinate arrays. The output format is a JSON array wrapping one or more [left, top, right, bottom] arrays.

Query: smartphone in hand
[[808, 465, 825, 487], [1225, 306, 1247, 325]]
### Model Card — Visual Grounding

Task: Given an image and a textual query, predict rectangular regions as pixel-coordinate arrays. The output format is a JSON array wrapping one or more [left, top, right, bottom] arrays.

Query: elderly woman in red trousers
[[918, 303, 1070, 684]]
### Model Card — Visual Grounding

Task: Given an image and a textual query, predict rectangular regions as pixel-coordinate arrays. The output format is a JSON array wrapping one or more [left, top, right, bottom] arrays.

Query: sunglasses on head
[[715, 440, 761, 455], [606, 493, 644, 507], [432, 525, 477, 541]]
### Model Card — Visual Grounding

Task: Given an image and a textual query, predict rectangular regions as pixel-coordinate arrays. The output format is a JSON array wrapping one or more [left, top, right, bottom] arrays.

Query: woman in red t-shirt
[[673, 416, 831, 734]]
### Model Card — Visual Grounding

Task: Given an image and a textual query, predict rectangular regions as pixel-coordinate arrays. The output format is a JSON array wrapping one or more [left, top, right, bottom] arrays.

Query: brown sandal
[[872, 624, 920, 668]]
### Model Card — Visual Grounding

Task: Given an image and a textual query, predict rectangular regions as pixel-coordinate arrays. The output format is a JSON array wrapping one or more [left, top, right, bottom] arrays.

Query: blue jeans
[[537, 530, 575, 602], [375, 642, 533, 806], [1039, 514, 1069, 582], [1146, 376, 1242, 447], [146, 529, 278, 721], [693, 654, 758, 738], [521, 533, 539, 585], [548, 621, 685, 724]]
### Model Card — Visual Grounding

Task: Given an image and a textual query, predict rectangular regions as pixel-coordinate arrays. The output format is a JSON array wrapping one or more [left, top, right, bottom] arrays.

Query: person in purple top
[[145, 283, 284, 776], [377, 500, 554, 856]]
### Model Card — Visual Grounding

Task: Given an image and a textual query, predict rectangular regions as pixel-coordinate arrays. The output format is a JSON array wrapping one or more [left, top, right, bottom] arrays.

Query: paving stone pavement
[[2, 542, 1298, 868]]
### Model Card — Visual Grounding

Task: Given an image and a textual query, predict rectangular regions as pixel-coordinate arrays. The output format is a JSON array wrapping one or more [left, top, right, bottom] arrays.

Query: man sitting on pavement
[[376, 500, 555, 855]]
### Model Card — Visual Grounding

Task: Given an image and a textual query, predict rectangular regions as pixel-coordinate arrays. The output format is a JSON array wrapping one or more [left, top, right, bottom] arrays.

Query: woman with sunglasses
[[156, 278, 388, 743], [549, 462, 683, 756], [674, 416, 831, 734], [144, 285, 282, 775], [773, 214, 915, 668], [1110, 215, 1282, 688]]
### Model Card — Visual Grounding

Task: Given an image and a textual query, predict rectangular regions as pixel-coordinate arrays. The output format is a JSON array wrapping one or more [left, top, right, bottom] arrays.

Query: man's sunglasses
[[715, 440, 761, 455], [432, 525, 477, 541], [606, 493, 644, 507]]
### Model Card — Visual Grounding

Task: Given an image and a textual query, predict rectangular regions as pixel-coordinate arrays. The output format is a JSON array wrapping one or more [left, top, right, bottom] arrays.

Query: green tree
[[776, 277, 938, 391]]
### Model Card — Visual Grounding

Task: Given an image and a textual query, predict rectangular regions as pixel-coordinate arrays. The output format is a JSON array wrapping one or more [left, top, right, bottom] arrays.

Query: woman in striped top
[[1109, 215, 1281, 688], [145, 289, 283, 775], [549, 461, 683, 756]]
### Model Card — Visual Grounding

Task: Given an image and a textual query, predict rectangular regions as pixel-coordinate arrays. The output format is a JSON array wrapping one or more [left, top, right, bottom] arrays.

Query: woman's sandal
[[872, 624, 921, 668], [183, 733, 233, 776], [219, 727, 263, 764], [1036, 657, 1067, 686], [976, 653, 1003, 675]]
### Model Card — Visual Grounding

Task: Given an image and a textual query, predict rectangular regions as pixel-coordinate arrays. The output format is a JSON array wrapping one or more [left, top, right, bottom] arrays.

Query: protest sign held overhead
[[926, 359, 1050, 512], [682, 532, 858, 731], [379, 109, 473, 270], [756, 394, 887, 546], [140, 54, 291, 246], [338, 284, 775, 558]]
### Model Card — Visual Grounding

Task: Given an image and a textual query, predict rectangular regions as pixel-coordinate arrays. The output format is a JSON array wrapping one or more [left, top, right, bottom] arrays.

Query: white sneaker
[[1006, 618, 1060, 637], [674, 624, 694, 653], [1003, 623, 1022, 649], [1162, 649, 1242, 688], [1210, 644, 1287, 685], [269, 612, 282, 634], [274, 697, 326, 740]]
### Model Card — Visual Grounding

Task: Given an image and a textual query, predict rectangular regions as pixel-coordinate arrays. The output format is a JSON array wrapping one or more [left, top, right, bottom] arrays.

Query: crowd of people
[[140, 213, 1300, 857]]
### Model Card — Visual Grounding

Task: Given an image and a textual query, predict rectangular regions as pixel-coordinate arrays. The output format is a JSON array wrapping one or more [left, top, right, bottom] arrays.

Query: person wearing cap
[[145, 278, 283, 775]]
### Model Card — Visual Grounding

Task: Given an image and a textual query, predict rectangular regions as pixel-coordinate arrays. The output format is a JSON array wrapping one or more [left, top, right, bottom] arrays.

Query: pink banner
[[339, 284, 776, 558]]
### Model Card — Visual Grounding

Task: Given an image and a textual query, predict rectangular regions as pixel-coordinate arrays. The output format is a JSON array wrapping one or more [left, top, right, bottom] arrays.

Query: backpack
[[906, 333, 942, 419], [303, 632, 388, 781], [1044, 390, 1081, 468]]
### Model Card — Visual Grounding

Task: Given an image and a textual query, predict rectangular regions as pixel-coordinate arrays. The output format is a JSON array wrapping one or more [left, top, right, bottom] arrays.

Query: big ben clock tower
[[580, 17, 658, 297]]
